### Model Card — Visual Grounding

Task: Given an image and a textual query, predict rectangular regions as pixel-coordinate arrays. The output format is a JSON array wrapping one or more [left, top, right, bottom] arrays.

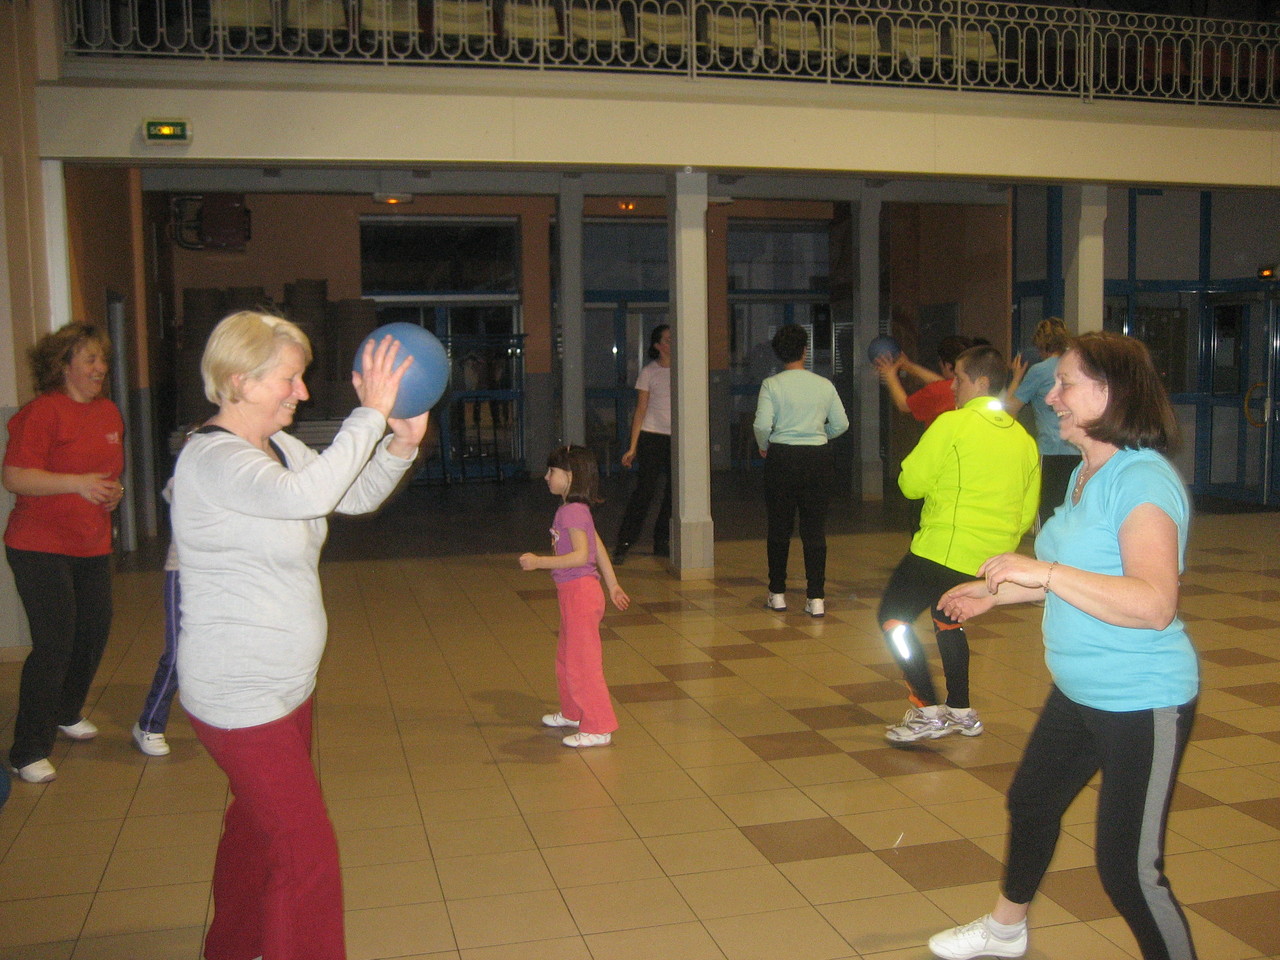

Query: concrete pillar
[[557, 175, 585, 444], [1063, 184, 1107, 335], [42, 159, 70, 333], [858, 186, 884, 500], [669, 169, 713, 579]]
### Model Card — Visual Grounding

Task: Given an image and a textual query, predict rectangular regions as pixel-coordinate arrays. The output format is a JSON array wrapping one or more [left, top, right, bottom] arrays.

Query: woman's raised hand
[[352, 335, 412, 419], [938, 580, 996, 623], [387, 412, 429, 459]]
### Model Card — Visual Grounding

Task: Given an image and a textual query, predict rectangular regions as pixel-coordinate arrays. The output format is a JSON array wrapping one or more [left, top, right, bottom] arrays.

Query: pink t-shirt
[[550, 501, 599, 584]]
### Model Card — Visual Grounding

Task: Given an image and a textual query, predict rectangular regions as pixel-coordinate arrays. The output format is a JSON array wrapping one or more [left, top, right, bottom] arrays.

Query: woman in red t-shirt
[[5, 323, 124, 784]]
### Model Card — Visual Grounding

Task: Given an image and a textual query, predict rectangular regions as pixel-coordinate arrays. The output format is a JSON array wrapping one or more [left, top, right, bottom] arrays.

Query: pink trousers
[[189, 698, 345, 960], [555, 577, 618, 735]]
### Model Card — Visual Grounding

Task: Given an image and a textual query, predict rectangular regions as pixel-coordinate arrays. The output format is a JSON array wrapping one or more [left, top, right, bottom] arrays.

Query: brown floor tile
[[740, 730, 844, 762], [1223, 681, 1280, 706], [1191, 890, 1280, 955], [703, 643, 778, 661], [832, 679, 905, 703], [1232, 797, 1280, 829], [738, 626, 815, 643], [874, 838, 1002, 891], [1169, 782, 1221, 811], [850, 746, 959, 778], [609, 681, 691, 703], [1037, 865, 1119, 921], [1189, 715, 1250, 740], [740, 816, 869, 863], [788, 703, 882, 730], [656, 661, 735, 681], [1200, 646, 1278, 666], [964, 761, 1019, 794], [1218, 615, 1280, 631]]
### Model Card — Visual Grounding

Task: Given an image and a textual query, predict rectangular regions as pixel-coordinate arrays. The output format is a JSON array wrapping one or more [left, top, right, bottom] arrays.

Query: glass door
[[1203, 293, 1280, 504]]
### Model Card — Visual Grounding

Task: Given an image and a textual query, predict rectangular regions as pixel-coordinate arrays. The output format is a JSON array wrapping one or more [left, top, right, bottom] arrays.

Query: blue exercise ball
[[353, 322, 449, 418], [866, 335, 901, 364]]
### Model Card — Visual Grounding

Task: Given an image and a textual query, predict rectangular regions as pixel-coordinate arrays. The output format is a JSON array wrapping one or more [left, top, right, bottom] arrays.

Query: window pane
[[728, 221, 829, 292], [361, 219, 518, 294]]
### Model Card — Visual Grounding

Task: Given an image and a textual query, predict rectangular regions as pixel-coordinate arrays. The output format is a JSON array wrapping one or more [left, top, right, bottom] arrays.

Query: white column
[[858, 185, 883, 500], [0, 157, 30, 650], [42, 159, 70, 332], [1063, 184, 1107, 335], [669, 169, 713, 579], [557, 175, 585, 443]]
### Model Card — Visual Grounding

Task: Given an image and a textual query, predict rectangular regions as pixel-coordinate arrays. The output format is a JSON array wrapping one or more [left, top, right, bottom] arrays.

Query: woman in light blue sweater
[[753, 324, 849, 617]]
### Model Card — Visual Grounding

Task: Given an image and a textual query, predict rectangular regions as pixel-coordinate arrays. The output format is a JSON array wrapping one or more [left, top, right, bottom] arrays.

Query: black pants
[[616, 431, 672, 550], [1039, 453, 1079, 526], [1005, 686, 1198, 960], [877, 551, 972, 708], [764, 443, 834, 599], [7, 547, 114, 769]]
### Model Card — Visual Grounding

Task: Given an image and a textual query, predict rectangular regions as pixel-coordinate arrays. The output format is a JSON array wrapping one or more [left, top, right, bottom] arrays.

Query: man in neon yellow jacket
[[880, 345, 1040, 743]]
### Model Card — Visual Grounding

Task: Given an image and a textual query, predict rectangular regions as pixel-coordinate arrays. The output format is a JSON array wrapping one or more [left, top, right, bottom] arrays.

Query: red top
[[4, 391, 124, 556], [906, 378, 955, 426]]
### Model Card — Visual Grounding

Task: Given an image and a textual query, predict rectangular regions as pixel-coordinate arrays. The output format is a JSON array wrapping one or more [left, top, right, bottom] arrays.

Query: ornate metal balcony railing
[[62, 0, 1280, 108]]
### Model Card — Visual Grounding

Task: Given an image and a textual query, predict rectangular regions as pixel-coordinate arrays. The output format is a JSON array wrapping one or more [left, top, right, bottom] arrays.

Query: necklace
[[1072, 450, 1115, 503]]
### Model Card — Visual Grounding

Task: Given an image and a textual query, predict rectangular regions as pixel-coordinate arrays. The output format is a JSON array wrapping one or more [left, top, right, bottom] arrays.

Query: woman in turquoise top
[[929, 332, 1198, 960], [1006, 317, 1080, 526]]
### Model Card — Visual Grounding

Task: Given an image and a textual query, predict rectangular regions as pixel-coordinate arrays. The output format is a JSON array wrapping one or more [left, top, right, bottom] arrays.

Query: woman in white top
[[614, 324, 672, 563], [174, 311, 426, 960]]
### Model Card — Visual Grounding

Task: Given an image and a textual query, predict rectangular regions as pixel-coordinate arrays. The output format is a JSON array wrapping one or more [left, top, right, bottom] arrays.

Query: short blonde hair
[[200, 311, 313, 405]]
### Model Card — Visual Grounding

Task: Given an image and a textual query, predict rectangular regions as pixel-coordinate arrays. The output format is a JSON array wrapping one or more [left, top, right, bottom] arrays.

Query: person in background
[[875, 335, 973, 427], [1006, 317, 1080, 526], [174, 311, 426, 960], [930, 332, 1198, 960], [5, 322, 124, 785], [880, 345, 1039, 744], [132, 476, 182, 757], [520, 444, 629, 748], [754, 324, 849, 618], [614, 324, 671, 563]]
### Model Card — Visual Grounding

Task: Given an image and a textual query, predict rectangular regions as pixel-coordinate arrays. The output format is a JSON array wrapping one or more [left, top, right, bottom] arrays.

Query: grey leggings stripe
[[1139, 705, 1196, 960]]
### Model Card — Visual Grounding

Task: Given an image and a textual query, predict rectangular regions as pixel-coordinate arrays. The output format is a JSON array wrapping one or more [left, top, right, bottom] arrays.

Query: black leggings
[[616, 431, 672, 550], [764, 443, 834, 599], [7, 547, 114, 769], [877, 552, 972, 708], [1005, 686, 1198, 960]]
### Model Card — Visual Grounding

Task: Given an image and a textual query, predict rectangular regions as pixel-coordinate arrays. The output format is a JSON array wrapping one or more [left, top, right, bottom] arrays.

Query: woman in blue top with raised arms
[[929, 332, 1198, 960]]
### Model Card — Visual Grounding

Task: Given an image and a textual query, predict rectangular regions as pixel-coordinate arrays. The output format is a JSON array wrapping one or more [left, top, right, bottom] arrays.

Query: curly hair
[[30, 323, 112, 394], [771, 324, 808, 364], [1033, 317, 1070, 356]]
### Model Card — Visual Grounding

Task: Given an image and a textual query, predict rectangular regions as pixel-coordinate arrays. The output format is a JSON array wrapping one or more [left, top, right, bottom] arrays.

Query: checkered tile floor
[[1, 511, 1278, 959]]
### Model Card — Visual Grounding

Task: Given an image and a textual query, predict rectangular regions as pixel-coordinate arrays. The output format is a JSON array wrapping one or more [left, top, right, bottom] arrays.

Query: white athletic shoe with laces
[[928, 915, 1027, 959], [57, 718, 98, 740], [541, 713, 579, 728], [562, 732, 611, 748], [764, 593, 787, 611]]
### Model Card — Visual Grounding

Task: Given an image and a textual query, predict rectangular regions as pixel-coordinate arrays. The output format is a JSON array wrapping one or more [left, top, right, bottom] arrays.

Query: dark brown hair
[[956, 345, 1008, 395], [546, 445, 603, 505], [1033, 317, 1070, 355], [30, 322, 111, 394], [771, 324, 808, 364], [1069, 331, 1179, 454]]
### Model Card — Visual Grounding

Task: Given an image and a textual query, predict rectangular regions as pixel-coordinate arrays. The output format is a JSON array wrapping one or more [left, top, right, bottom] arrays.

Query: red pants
[[189, 698, 345, 960], [555, 577, 618, 735]]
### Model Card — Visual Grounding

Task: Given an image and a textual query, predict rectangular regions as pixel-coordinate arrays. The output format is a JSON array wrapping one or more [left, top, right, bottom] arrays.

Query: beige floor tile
[[458, 936, 591, 960], [1169, 804, 1280, 849], [419, 787, 522, 824], [428, 816, 537, 859], [343, 858, 443, 910], [818, 891, 955, 955], [618, 797, 736, 837], [98, 842, 215, 892], [779, 851, 915, 904], [79, 882, 209, 939], [25, 788, 136, 826], [340, 823, 434, 868], [66, 925, 205, 960], [435, 849, 556, 900], [583, 921, 726, 960], [643, 827, 769, 876], [672, 863, 809, 919], [329, 792, 422, 832], [768, 753, 877, 787], [4, 818, 123, 862], [447, 890, 580, 949], [802, 778, 915, 817], [112, 810, 223, 852], [561, 876, 697, 934], [703, 905, 855, 960], [522, 806, 638, 848], [0, 850, 110, 901], [1216, 838, 1280, 885], [346, 901, 455, 959], [1165, 849, 1276, 902], [539, 838, 663, 888], [834, 807, 961, 851], [712, 787, 827, 826]]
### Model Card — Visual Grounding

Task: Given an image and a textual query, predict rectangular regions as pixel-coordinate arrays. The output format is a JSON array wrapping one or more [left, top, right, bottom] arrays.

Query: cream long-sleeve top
[[173, 407, 415, 729]]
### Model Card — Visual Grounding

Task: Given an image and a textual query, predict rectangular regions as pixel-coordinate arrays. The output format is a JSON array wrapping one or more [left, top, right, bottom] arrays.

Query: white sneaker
[[946, 707, 985, 737], [764, 593, 787, 611], [541, 712, 579, 728], [804, 598, 825, 617], [57, 718, 98, 740], [15, 759, 57, 783], [562, 732, 611, 748], [132, 723, 171, 756], [929, 915, 1027, 959], [885, 705, 952, 743]]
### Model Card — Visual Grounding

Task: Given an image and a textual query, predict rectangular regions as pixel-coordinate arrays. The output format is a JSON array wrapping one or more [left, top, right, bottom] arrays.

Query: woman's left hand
[[102, 480, 124, 511], [979, 552, 1053, 594], [387, 412, 429, 459]]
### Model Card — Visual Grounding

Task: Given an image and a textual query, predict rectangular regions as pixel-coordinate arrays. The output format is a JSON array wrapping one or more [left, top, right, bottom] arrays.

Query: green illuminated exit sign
[[143, 119, 191, 144]]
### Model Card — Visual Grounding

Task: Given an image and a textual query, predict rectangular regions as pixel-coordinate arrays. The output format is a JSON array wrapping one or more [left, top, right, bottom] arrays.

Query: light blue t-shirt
[[1015, 356, 1077, 456], [1034, 448, 1198, 711], [753, 369, 849, 451]]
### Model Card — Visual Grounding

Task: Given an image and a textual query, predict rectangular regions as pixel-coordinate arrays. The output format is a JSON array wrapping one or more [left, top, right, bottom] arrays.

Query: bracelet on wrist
[[1044, 561, 1058, 593]]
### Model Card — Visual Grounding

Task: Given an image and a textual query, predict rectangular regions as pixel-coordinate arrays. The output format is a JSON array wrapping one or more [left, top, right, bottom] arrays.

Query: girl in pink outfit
[[519, 445, 629, 748]]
